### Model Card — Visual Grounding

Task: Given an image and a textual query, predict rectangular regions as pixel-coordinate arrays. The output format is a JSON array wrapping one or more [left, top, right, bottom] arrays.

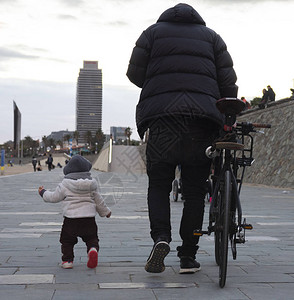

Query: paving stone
[[53, 288, 156, 300], [0, 289, 54, 300], [0, 274, 54, 284], [153, 285, 248, 300], [0, 169, 293, 299], [239, 285, 293, 300]]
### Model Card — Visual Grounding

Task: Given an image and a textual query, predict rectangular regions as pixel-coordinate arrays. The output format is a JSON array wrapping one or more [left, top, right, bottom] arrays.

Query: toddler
[[38, 155, 111, 269]]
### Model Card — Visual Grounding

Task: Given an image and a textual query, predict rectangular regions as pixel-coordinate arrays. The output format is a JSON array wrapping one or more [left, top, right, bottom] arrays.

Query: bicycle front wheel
[[218, 170, 231, 288], [172, 179, 179, 202]]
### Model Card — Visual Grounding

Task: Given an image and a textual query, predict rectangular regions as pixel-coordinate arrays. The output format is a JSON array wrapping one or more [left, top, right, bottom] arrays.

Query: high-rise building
[[76, 61, 102, 144], [110, 126, 127, 143]]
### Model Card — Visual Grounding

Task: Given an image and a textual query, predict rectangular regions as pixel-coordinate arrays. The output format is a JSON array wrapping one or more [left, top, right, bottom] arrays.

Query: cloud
[[57, 14, 78, 21], [107, 20, 128, 26], [204, 0, 292, 3], [0, 45, 65, 63], [0, 47, 39, 60], [0, 0, 17, 4], [11, 44, 47, 53], [97, 0, 138, 3], [60, 0, 85, 6], [206, 0, 286, 2]]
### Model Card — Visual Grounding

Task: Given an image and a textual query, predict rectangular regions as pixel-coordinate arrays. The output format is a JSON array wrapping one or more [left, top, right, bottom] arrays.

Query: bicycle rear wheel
[[218, 170, 231, 288]]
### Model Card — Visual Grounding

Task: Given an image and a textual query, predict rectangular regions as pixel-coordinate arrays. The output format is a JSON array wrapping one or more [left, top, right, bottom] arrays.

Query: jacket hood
[[157, 3, 206, 25], [62, 178, 98, 194], [63, 155, 92, 175]]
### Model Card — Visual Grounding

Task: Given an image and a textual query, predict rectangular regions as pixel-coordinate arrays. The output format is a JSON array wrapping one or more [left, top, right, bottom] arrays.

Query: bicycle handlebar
[[235, 122, 271, 135], [251, 123, 271, 128]]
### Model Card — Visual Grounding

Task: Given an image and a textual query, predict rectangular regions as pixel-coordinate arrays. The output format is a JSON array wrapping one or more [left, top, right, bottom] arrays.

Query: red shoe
[[87, 247, 98, 268], [61, 261, 73, 269]]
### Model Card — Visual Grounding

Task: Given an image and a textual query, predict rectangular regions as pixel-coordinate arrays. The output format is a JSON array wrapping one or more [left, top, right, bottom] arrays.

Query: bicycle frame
[[209, 151, 246, 236]]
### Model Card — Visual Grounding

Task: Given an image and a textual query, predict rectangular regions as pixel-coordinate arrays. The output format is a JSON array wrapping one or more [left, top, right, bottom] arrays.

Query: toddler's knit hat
[[63, 155, 92, 175]]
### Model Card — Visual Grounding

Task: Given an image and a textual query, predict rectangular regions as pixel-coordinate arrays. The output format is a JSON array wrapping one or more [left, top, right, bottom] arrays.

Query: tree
[[125, 127, 132, 145], [48, 138, 56, 150], [73, 130, 79, 145], [56, 140, 63, 148], [93, 129, 105, 153], [2, 140, 14, 156], [85, 131, 93, 146], [250, 97, 261, 108], [63, 134, 72, 148], [23, 136, 39, 156], [42, 136, 48, 147]]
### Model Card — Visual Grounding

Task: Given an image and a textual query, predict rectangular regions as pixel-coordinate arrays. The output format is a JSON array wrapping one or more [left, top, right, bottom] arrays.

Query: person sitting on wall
[[258, 89, 269, 109], [241, 97, 251, 110], [290, 88, 294, 99], [267, 85, 275, 102]]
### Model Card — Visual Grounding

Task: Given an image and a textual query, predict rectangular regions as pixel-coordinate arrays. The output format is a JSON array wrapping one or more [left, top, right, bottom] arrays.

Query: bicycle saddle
[[216, 98, 245, 115]]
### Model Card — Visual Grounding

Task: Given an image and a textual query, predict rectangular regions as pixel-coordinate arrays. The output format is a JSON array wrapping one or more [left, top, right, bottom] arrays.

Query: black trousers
[[59, 217, 99, 262], [146, 117, 217, 258]]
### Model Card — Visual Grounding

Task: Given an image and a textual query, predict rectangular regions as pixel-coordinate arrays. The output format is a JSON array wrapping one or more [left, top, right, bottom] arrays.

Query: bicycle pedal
[[193, 229, 208, 236], [235, 238, 245, 244], [243, 224, 253, 230]]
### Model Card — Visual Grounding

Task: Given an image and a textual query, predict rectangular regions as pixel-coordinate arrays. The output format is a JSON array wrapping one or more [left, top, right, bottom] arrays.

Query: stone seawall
[[238, 99, 294, 188]]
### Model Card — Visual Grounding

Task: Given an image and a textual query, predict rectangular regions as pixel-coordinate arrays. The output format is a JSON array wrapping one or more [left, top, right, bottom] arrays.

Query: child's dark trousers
[[60, 217, 99, 262]]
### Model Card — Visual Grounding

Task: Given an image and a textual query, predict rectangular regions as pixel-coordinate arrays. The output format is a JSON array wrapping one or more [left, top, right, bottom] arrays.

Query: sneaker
[[61, 261, 73, 269], [145, 240, 170, 273], [179, 256, 201, 274], [87, 247, 98, 269]]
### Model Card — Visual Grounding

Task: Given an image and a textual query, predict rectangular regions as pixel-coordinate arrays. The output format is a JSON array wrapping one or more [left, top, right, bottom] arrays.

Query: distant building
[[13, 101, 21, 156], [110, 126, 127, 143], [47, 130, 74, 143], [104, 134, 111, 142], [76, 61, 102, 144]]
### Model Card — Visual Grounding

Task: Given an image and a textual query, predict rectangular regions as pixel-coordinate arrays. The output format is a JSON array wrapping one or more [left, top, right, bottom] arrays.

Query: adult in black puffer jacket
[[127, 3, 238, 275], [127, 3, 238, 139]]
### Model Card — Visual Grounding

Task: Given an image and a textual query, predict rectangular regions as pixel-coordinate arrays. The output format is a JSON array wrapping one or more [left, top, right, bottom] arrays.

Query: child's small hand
[[38, 186, 44, 193], [106, 211, 111, 218]]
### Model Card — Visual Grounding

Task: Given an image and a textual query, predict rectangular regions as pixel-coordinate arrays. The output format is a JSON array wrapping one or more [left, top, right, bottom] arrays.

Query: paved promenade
[[0, 168, 293, 299]]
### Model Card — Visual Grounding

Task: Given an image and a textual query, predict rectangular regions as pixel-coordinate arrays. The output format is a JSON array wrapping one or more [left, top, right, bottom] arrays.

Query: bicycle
[[194, 98, 271, 288], [172, 166, 183, 202], [172, 168, 211, 202]]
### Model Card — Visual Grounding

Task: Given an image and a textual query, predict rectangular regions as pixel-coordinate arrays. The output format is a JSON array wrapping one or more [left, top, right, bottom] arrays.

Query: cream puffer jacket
[[42, 178, 111, 218]]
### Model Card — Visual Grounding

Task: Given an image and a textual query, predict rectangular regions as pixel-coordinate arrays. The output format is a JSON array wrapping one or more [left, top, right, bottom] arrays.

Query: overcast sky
[[1, 0, 293, 144]]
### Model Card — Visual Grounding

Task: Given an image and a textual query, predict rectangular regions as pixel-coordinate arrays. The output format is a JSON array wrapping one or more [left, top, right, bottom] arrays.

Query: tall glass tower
[[76, 61, 102, 144]]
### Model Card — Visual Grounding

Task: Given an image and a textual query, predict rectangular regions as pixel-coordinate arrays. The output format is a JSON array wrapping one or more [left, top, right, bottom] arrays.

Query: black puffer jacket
[[127, 3, 238, 139]]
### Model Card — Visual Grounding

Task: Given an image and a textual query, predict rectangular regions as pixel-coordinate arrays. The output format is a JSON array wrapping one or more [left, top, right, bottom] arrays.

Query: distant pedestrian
[[32, 156, 37, 172], [36, 160, 42, 171], [38, 155, 111, 269], [267, 85, 275, 102], [46, 154, 53, 171]]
